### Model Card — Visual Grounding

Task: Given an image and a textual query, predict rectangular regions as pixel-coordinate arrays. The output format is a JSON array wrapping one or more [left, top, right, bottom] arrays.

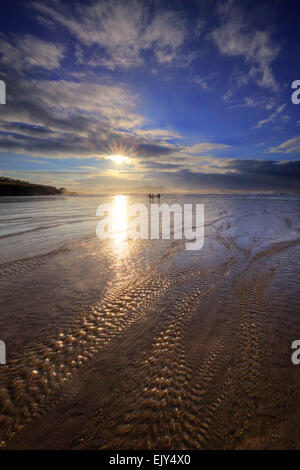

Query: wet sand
[[1, 194, 300, 449]]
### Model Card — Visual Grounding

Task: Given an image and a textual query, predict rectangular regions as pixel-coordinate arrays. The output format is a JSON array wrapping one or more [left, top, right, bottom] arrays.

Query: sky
[[0, 0, 300, 193]]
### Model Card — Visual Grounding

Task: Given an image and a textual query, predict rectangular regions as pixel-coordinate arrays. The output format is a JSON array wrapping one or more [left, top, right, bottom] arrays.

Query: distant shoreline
[[0, 177, 66, 197], [1, 177, 300, 198]]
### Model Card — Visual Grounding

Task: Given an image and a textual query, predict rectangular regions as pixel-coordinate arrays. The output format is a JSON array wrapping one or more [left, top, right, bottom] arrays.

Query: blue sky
[[0, 0, 300, 192]]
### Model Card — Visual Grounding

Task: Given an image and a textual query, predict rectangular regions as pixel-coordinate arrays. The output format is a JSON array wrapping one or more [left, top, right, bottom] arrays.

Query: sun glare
[[112, 195, 128, 254], [108, 155, 130, 164]]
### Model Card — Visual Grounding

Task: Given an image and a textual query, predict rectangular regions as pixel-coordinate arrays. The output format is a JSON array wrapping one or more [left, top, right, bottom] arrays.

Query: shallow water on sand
[[1, 194, 300, 449]]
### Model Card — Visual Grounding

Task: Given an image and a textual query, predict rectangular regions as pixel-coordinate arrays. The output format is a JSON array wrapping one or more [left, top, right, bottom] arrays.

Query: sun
[[108, 155, 130, 164]]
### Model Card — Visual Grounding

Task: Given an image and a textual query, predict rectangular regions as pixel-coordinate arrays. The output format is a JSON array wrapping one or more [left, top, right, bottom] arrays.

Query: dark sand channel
[[1, 194, 300, 449]]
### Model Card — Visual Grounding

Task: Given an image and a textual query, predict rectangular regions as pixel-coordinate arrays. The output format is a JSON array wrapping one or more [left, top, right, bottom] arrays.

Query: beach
[[1, 193, 300, 449]]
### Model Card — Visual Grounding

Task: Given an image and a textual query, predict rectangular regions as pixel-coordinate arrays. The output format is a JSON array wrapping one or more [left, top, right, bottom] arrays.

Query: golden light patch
[[108, 155, 130, 164]]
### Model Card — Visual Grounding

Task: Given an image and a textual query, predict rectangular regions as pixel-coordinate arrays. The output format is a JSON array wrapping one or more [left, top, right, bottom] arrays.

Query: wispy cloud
[[131, 128, 182, 142], [190, 72, 219, 91], [0, 34, 64, 72], [33, 0, 188, 69], [268, 135, 300, 154], [182, 142, 231, 154], [254, 104, 286, 129], [211, 0, 279, 91]]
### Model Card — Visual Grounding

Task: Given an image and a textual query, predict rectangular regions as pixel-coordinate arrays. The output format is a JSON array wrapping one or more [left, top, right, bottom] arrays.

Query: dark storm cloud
[[225, 159, 300, 177], [162, 160, 300, 191]]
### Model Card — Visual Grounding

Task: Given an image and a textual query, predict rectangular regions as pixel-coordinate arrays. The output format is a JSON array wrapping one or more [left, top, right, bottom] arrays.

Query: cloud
[[211, 0, 279, 91], [182, 142, 231, 154], [160, 159, 300, 192], [0, 76, 190, 165], [191, 76, 211, 91], [131, 128, 182, 142], [254, 104, 286, 129], [268, 135, 300, 154], [1, 78, 141, 129], [0, 77, 148, 158], [134, 143, 175, 159], [223, 159, 300, 176], [1, 0, 297, 194], [139, 161, 181, 170], [33, 0, 188, 69], [227, 96, 268, 110], [194, 19, 205, 38], [0, 70, 233, 167], [4, 158, 300, 193], [0, 34, 64, 72], [190, 72, 219, 91]]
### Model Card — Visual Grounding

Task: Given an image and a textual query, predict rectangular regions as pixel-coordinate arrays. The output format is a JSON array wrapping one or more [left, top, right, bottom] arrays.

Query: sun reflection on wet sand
[[111, 195, 128, 254]]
